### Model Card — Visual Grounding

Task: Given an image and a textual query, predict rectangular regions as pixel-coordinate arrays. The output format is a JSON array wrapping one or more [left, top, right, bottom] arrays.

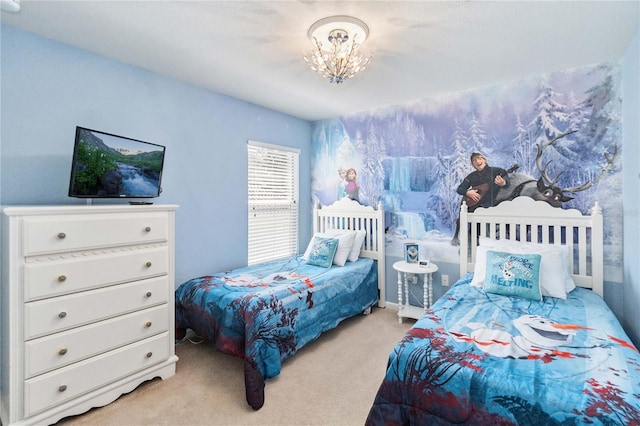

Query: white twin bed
[[367, 196, 639, 425], [175, 198, 385, 409]]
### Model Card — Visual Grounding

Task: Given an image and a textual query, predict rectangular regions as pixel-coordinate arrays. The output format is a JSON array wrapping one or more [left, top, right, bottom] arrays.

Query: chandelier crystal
[[303, 16, 372, 84]]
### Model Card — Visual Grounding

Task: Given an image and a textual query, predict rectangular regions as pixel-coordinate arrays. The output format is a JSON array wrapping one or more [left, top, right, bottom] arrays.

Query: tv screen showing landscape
[[68, 127, 165, 198]]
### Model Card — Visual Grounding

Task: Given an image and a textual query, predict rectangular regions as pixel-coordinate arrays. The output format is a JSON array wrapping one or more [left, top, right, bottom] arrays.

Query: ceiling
[[1, 1, 638, 121]]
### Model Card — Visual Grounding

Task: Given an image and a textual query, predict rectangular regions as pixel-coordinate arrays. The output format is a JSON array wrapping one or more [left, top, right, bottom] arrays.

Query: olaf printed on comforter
[[366, 273, 640, 425]]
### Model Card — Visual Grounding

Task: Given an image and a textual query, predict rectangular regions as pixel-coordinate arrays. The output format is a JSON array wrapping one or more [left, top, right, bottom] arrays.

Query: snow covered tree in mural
[[436, 122, 470, 231], [512, 115, 535, 176], [450, 121, 470, 189], [572, 65, 621, 213], [381, 112, 427, 158], [526, 77, 579, 188], [435, 150, 459, 232], [467, 113, 488, 155], [405, 114, 427, 157], [582, 65, 620, 149], [359, 123, 386, 206]]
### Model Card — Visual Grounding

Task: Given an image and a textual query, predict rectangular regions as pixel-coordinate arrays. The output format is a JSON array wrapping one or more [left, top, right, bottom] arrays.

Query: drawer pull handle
[[58, 385, 67, 392], [145, 321, 152, 328], [58, 347, 68, 356], [57, 232, 66, 240], [145, 261, 152, 268], [146, 352, 153, 358], [145, 226, 151, 232], [58, 311, 67, 319], [57, 275, 67, 282], [146, 291, 152, 298]]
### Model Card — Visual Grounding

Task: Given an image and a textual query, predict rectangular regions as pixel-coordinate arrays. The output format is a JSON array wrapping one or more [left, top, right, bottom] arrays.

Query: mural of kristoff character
[[345, 168, 359, 202], [337, 167, 347, 199], [451, 153, 510, 245]]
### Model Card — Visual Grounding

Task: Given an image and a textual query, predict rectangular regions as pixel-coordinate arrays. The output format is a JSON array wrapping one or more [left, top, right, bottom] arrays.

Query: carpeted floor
[[56, 306, 413, 426]]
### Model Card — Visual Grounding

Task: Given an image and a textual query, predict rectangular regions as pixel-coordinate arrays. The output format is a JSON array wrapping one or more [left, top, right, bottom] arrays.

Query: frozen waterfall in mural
[[394, 211, 425, 240], [388, 157, 412, 192]]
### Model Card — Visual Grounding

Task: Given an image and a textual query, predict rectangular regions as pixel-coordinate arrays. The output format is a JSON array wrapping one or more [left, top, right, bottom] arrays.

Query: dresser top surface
[[2, 204, 179, 216]]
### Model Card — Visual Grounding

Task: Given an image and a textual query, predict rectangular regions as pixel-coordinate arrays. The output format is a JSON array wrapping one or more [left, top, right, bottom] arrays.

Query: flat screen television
[[68, 126, 165, 199]]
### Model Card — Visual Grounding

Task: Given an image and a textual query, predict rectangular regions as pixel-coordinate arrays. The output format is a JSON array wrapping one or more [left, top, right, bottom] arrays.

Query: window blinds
[[247, 141, 300, 265]]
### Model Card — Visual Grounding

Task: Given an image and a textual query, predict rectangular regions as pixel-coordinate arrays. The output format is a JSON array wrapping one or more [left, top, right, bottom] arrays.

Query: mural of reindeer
[[451, 130, 617, 245], [495, 130, 617, 207]]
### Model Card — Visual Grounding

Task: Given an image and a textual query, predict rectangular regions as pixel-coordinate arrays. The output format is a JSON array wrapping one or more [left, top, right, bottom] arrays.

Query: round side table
[[393, 260, 438, 323]]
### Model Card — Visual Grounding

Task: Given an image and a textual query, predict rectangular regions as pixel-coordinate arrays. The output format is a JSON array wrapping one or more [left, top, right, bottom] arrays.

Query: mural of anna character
[[345, 167, 359, 202]]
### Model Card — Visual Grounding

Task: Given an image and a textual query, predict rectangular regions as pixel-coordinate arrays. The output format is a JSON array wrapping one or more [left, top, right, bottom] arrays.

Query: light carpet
[[56, 307, 413, 426]]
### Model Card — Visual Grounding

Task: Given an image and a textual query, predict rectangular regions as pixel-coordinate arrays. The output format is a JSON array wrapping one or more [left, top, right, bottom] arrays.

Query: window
[[248, 141, 300, 265]]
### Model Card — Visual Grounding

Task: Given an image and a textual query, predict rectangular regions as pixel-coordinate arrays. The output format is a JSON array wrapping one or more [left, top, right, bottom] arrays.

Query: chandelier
[[303, 16, 372, 84]]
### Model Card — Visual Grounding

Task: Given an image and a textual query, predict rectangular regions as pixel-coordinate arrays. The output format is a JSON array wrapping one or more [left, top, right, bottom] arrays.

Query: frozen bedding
[[366, 273, 640, 425], [175, 255, 378, 410]]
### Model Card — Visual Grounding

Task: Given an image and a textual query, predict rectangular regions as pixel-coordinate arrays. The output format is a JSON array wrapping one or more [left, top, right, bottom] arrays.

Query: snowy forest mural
[[311, 63, 623, 282]]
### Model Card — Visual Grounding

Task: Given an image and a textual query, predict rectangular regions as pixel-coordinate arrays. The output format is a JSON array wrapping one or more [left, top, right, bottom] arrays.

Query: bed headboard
[[313, 198, 386, 307], [459, 196, 603, 297]]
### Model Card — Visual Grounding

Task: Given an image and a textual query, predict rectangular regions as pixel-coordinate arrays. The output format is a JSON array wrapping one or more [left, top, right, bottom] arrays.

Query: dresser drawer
[[22, 212, 169, 256], [24, 332, 170, 417], [24, 246, 169, 301], [24, 276, 169, 340], [24, 305, 169, 378]]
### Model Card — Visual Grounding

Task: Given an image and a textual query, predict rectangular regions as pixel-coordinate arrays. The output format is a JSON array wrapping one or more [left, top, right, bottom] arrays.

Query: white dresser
[[1, 204, 179, 426]]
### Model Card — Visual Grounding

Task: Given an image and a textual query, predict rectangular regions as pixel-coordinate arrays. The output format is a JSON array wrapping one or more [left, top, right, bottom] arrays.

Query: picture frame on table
[[404, 243, 419, 263]]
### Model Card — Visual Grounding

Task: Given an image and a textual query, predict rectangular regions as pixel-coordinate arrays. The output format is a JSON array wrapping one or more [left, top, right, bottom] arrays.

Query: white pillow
[[347, 230, 367, 262], [471, 237, 575, 299], [324, 229, 366, 262], [323, 229, 358, 266], [303, 231, 355, 267], [470, 245, 491, 288]]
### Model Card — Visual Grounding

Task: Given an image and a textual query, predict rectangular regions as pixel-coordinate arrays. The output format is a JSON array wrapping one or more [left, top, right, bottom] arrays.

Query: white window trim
[[247, 140, 300, 265]]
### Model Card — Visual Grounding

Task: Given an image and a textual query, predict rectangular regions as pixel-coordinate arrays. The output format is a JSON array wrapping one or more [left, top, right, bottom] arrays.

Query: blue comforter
[[367, 273, 640, 425], [175, 255, 378, 409]]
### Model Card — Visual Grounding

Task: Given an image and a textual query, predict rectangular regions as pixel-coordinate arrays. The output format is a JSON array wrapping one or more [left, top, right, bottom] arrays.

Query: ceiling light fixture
[[303, 15, 372, 84]]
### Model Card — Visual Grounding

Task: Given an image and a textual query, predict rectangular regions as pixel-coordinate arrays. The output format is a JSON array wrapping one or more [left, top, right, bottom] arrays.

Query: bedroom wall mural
[[311, 63, 623, 282]]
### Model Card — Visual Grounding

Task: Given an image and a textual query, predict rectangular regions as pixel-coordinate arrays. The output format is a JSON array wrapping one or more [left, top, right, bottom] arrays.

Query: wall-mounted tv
[[68, 127, 165, 199]]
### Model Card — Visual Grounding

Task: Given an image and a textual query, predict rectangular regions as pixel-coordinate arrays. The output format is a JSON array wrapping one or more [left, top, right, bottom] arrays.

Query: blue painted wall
[[0, 25, 312, 286], [622, 30, 640, 346]]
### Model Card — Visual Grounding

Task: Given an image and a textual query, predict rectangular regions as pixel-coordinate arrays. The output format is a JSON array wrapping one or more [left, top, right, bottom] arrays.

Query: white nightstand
[[393, 260, 438, 323]]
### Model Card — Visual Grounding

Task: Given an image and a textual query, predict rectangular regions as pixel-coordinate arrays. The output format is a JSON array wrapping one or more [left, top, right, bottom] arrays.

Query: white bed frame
[[459, 196, 603, 297], [313, 198, 386, 307]]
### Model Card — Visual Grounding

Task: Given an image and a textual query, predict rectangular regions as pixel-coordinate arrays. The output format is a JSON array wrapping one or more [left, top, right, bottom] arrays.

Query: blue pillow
[[306, 236, 339, 268], [484, 250, 542, 301]]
